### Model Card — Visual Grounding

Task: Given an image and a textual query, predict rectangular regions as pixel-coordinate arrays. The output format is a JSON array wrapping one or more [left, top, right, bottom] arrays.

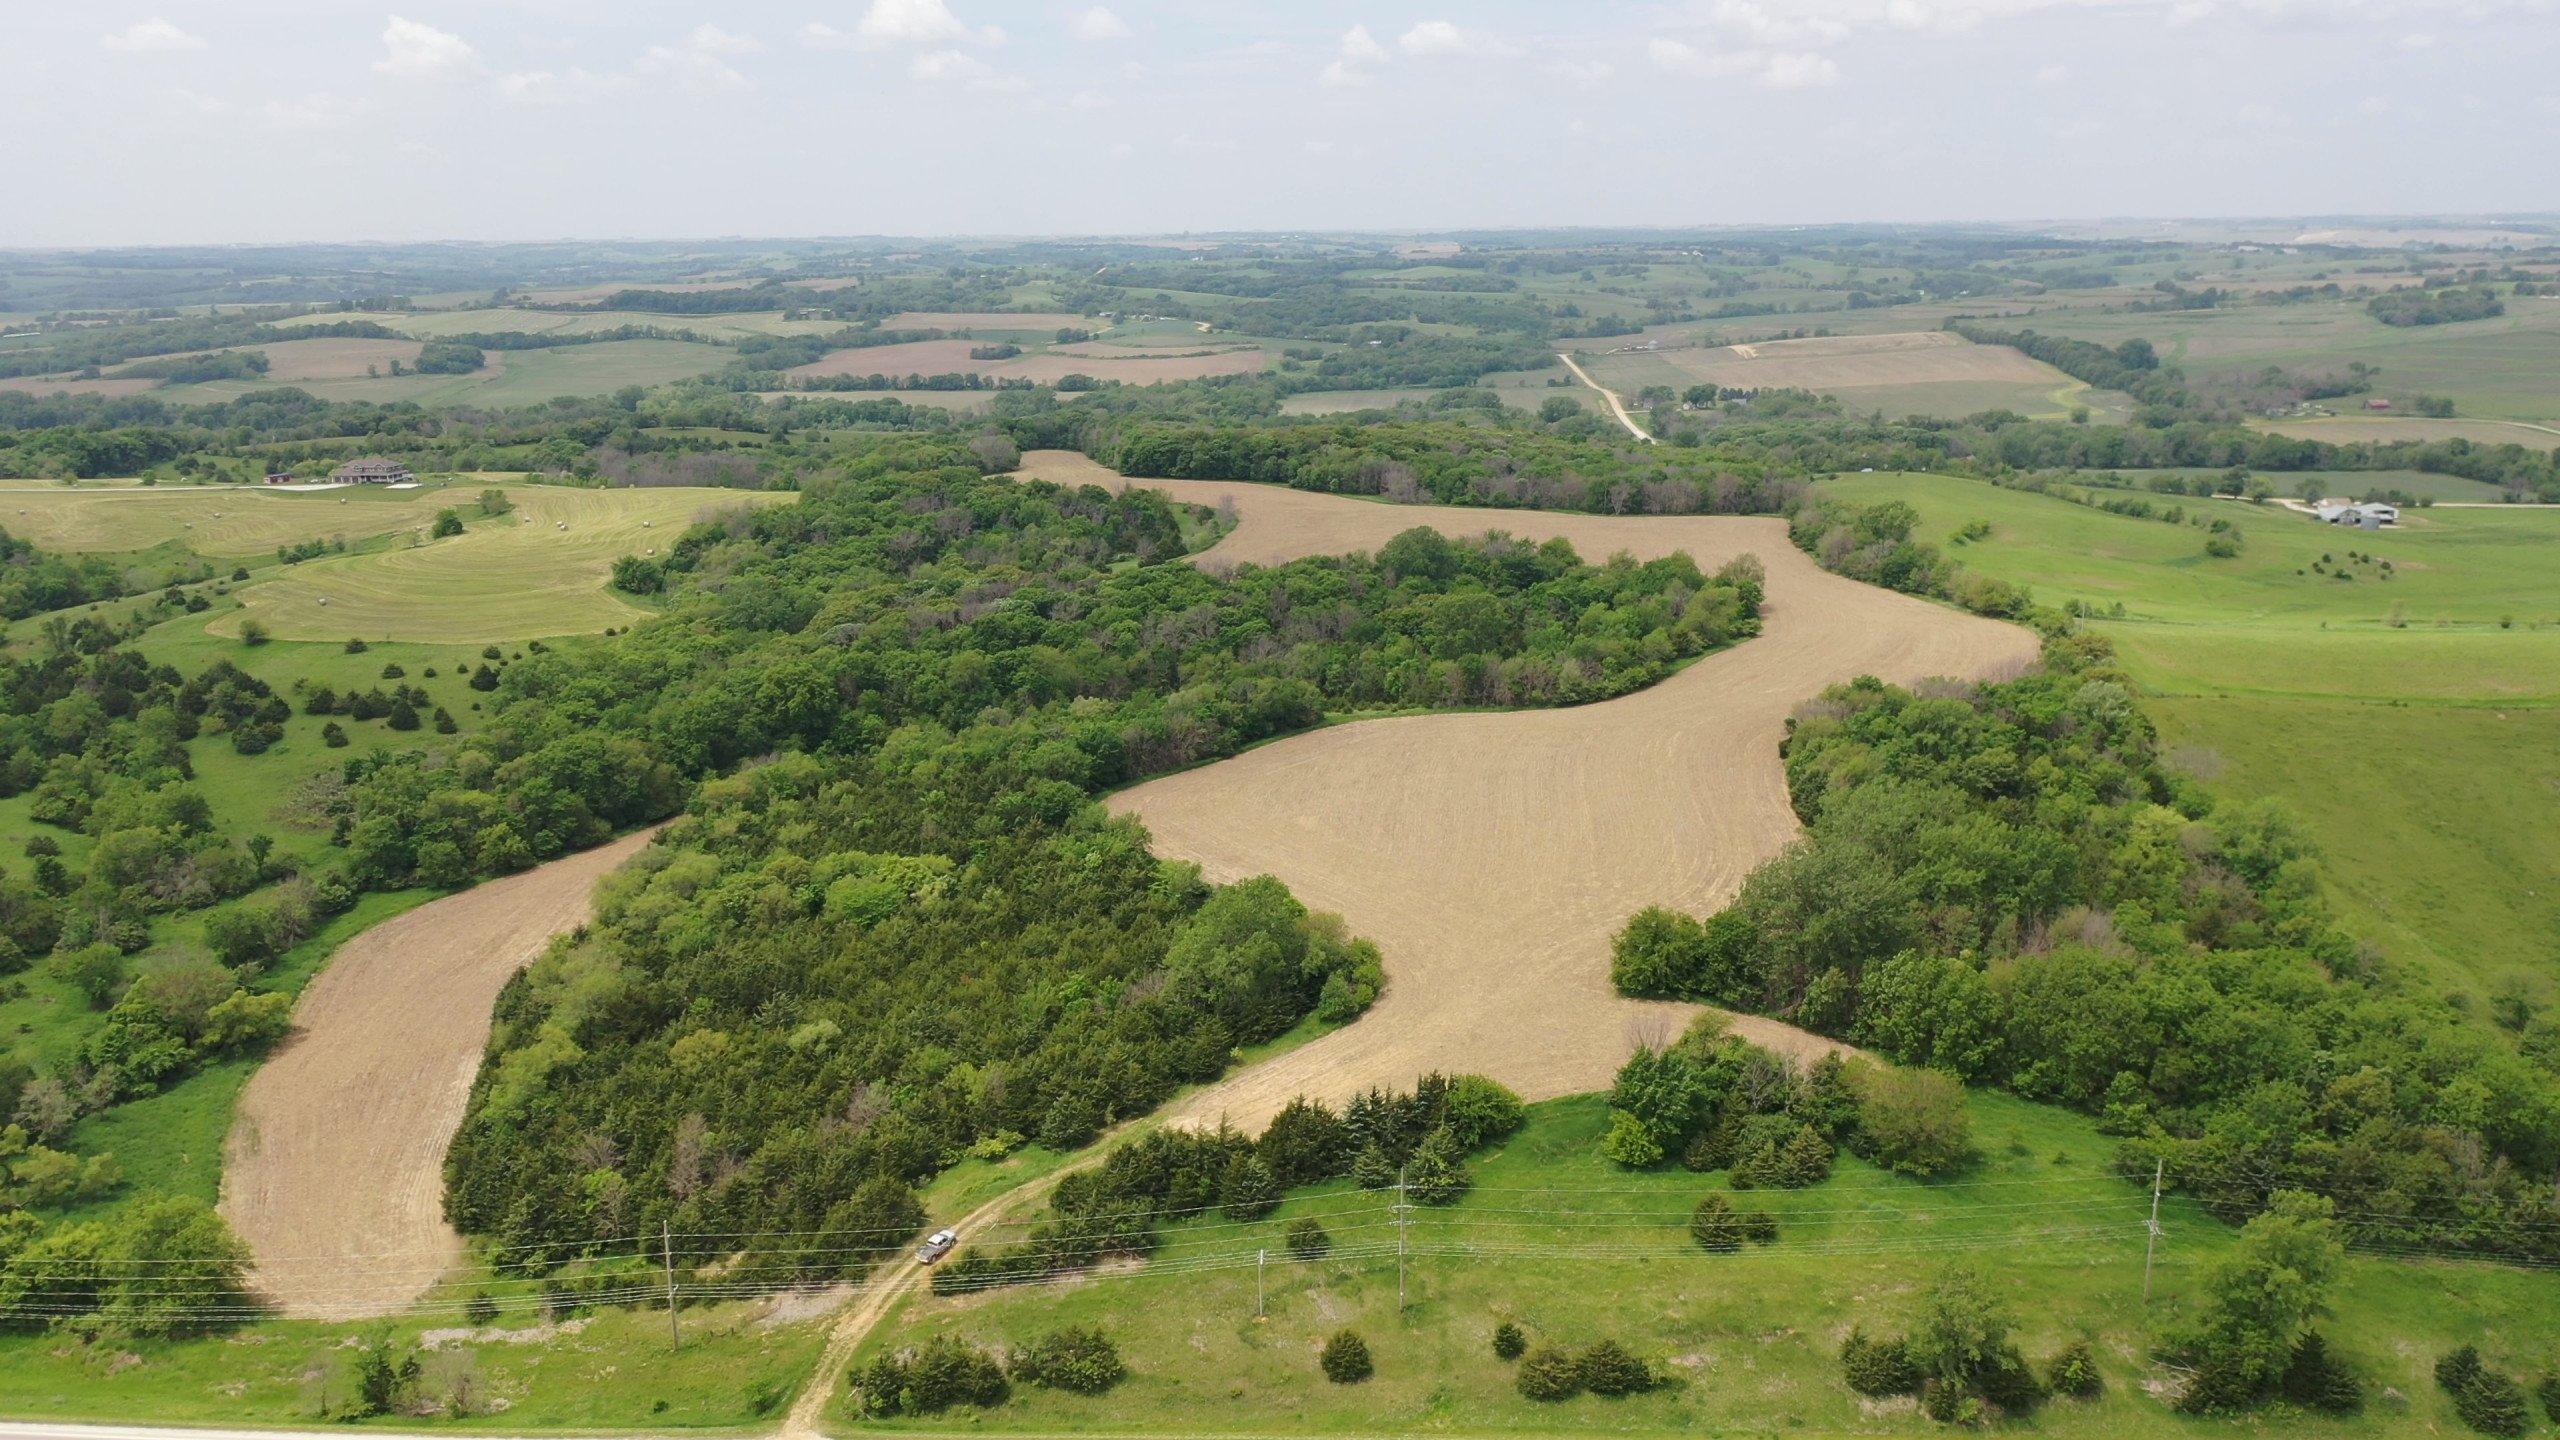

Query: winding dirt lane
[[1016, 454, 2038, 1131], [1557, 351, 1655, 442], [220, 829, 661, 1320]]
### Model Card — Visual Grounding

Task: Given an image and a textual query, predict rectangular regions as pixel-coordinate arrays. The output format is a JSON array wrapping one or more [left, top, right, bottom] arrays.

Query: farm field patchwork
[[1577, 331, 2093, 420], [204, 482, 793, 642], [999, 453, 2039, 1128], [790, 338, 1265, 386], [154, 339, 734, 408]]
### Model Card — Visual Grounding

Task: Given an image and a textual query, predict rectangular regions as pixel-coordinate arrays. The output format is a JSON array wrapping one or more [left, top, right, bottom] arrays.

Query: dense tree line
[[928, 1073, 1523, 1294], [2368, 286, 2505, 326], [1095, 418, 1801, 515], [0, 317, 402, 381], [1612, 648, 2560, 1260]]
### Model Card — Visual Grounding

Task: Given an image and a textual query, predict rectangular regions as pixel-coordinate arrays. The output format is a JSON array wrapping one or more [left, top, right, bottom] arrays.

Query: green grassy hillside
[[832, 1094, 2558, 1438], [1816, 470, 2560, 1014]]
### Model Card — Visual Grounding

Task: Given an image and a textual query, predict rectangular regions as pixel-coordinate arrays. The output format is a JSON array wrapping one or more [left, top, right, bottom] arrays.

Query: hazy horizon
[[10, 0, 2559, 249]]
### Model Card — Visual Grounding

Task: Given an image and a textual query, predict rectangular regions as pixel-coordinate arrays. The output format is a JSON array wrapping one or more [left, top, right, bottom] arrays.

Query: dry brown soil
[[789, 340, 1263, 386], [220, 829, 661, 1320], [1008, 452, 2040, 1132]]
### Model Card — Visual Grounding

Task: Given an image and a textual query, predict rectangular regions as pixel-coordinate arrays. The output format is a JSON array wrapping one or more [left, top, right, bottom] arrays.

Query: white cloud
[[2237, 99, 2291, 125], [1761, 51, 1840, 87], [262, 93, 365, 130], [633, 27, 761, 93], [1072, 6, 1133, 41], [103, 18, 205, 52], [910, 49, 1024, 90], [1548, 58, 1616, 86], [374, 16, 476, 79], [1649, 37, 1839, 88], [1320, 24, 1389, 86], [1399, 21, 1523, 57], [1706, 1, 1850, 45], [685, 24, 762, 56], [2031, 62, 2071, 86], [1069, 88, 1113, 109], [844, 0, 1001, 49]]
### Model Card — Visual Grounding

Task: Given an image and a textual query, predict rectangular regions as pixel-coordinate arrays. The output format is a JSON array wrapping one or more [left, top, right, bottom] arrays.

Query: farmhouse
[[2365, 397, 2393, 411], [330, 457, 414, 485], [2315, 501, 2399, 528]]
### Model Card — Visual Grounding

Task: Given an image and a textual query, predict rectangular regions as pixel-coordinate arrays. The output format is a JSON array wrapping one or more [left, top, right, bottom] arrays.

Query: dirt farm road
[[220, 828, 662, 1320], [1556, 351, 1656, 442], [1012, 453, 2041, 1132]]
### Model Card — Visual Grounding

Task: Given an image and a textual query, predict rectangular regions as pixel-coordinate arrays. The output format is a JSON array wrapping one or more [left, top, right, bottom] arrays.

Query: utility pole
[[2142, 1158, 2164, 1304], [1256, 1249, 1267, 1319], [1396, 1163, 1409, 1313], [661, 1220, 681, 1352]]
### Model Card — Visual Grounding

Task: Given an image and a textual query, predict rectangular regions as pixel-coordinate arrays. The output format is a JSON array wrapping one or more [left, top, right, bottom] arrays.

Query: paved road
[[1555, 351, 1655, 442]]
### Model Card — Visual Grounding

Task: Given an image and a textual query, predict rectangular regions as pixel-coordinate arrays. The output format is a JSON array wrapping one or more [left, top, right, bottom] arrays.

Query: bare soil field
[[1586, 330, 2057, 397], [220, 830, 662, 1319], [1008, 453, 2040, 1130], [883, 311, 1088, 331], [790, 340, 1263, 386]]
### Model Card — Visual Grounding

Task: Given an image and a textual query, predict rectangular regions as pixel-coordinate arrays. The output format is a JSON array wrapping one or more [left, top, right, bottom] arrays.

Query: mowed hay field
[[1816, 470, 2560, 1011], [206, 483, 793, 642], [0, 480, 461, 556], [157, 339, 733, 409], [792, 338, 1265, 386], [1007, 453, 2038, 1129], [1580, 330, 2088, 419], [2250, 414, 2560, 447]]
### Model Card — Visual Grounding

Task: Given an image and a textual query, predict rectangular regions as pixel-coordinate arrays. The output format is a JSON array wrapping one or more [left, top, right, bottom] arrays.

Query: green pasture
[[0, 1296, 827, 1429], [832, 1093, 2559, 1438], [1984, 296, 2560, 423], [1816, 469, 2560, 1007], [154, 339, 732, 408]]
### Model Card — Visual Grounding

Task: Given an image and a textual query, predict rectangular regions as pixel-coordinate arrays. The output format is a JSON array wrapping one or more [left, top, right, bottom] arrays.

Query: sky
[[7, 0, 2557, 247]]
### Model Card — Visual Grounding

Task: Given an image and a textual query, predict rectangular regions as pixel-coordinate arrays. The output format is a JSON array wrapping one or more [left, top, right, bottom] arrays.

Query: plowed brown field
[[1010, 452, 2039, 1131], [220, 830, 660, 1319]]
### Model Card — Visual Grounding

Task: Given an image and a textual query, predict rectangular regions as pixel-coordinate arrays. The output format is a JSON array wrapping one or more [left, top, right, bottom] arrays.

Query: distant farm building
[[2315, 501, 2399, 528], [331, 457, 414, 485], [264, 472, 295, 484], [2364, 397, 2393, 411]]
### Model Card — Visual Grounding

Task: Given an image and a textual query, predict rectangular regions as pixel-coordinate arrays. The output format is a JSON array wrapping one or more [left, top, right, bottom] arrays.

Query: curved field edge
[[1056, 455, 2037, 1126], [220, 830, 663, 1320]]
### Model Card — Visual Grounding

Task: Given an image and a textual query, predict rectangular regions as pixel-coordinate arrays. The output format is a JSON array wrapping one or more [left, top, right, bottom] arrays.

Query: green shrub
[[1320, 1329, 1372, 1384], [2278, 1332, 2359, 1416], [1690, 1193, 1743, 1252], [2438, 1347, 2529, 1436], [2538, 1373, 2560, 1424], [1576, 1340, 1653, 1397], [1284, 1217, 1330, 1261], [854, 1336, 1008, 1417], [2045, 1340, 2101, 1399], [1217, 1155, 1279, 1220], [1492, 1321, 1526, 1361], [1517, 1345, 1583, 1401], [1841, 1327, 1920, 1396], [1010, 1325, 1124, 1395]]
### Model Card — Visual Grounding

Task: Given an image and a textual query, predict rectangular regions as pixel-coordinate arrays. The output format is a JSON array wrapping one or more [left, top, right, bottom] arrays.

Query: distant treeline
[[0, 317, 403, 380]]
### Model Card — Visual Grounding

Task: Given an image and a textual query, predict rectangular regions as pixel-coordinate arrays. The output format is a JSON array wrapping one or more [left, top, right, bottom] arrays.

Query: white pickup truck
[[915, 1228, 958, 1264]]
